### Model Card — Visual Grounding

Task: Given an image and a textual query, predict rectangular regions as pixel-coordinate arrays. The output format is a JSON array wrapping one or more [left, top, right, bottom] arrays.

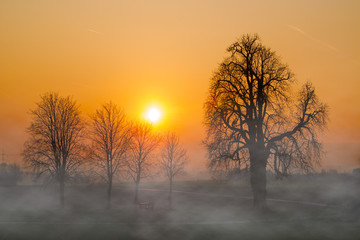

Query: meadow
[[0, 174, 359, 240]]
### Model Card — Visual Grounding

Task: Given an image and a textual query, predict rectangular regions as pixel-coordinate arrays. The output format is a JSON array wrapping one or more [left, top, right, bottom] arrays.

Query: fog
[[0, 173, 359, 239], [0, 1, 359, 239]]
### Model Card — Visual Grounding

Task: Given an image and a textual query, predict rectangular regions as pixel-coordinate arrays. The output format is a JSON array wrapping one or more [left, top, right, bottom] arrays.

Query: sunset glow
[[0, 1, 359, 238], [145, 106, 162, 124], [0, 0, 359, 172]]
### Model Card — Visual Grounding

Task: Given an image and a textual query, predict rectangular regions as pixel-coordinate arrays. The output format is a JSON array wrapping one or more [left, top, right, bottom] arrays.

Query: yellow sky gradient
[[1, 0, 360, 172]]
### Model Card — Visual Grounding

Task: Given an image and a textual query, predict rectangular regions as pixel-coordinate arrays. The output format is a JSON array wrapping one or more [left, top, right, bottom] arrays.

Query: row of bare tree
[[23, 95, 186, 209]]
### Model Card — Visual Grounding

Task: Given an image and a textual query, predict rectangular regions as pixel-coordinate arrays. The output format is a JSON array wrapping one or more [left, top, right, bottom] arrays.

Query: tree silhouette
[[126, 122, 160, 203], [204, 34, 328, 209], [89, 102, 132, 209], [160, 131, 186, 208], [23, 92, 84, 208]]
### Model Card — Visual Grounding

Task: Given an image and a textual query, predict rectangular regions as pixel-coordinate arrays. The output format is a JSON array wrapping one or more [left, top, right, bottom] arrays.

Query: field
[[0, 175, 359, 240]]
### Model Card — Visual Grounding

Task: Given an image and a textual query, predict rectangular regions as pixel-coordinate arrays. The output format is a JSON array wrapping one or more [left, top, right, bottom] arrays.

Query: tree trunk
[[134, 180, 139, 203], [169, 177, 173, 209], [249, 148, 267, 210], [107, 178, 112, 209], [60, 180, 65, 209]]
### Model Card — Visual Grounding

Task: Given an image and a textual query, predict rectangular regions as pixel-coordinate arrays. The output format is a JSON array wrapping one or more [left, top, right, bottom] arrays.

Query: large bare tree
[[23, 92, 83, 208], [160, 131, 186, 208], [89, 102, 132, 208], [204, 34, 328, 209], [126, 122, 160, 203]]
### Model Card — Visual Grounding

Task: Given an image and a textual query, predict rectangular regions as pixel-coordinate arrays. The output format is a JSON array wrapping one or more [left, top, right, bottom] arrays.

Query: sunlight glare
[[145, 107, 162, 124]]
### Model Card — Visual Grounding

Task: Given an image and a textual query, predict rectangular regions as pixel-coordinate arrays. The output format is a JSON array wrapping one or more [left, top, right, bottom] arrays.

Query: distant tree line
[[0, 163, 23, 186], [23, 92, 187, 209]]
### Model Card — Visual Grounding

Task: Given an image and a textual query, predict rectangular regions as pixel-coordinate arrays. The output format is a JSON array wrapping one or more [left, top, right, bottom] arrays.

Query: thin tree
[[126, 122, 160, 203], [160, 131, 186, 208], [23, 92, 83, 208], [204, 34, 328, 209], [89, 102, 132, 209]]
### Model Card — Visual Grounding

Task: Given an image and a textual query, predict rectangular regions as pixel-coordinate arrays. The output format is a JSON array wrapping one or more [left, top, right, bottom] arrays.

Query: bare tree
[[160, 131, 186, 208], [126, 122, 160, 203], [23, 92, 83, 208], [89, 102, 132, 208], [204, 34, 328, 209]]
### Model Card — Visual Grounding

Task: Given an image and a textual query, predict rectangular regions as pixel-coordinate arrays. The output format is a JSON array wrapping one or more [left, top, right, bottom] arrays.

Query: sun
[[145, 106, 162, 124]]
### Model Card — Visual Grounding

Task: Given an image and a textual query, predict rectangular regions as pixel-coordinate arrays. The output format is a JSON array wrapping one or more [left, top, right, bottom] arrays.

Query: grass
[[0, 175, 358, 239]]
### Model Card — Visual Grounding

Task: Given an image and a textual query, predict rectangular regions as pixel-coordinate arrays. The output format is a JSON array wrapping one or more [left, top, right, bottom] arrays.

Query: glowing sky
[[0, 0, 359, 172], [145, 106, 162, 124]]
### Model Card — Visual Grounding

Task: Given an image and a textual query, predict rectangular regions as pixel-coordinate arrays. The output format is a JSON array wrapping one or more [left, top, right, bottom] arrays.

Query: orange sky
[[1, 0, 359, 173]]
